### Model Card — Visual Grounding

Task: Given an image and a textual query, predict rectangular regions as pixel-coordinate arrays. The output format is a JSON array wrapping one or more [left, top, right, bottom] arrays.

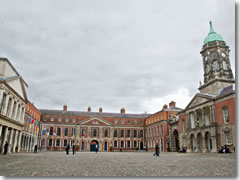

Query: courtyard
[[0, 151, 236, 176]]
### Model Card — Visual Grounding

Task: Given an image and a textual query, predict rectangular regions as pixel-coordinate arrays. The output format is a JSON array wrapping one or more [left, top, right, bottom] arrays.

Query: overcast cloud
[[0, 0, 235, 114]]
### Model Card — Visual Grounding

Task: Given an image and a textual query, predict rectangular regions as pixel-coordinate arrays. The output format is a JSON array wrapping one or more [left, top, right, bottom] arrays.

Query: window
[[64, 128, 68, 136], [72, 118, 76, 122], [127, 120, 130, 124], [148, 129, 150, 137], [134, 141, 137, 148], [121, 130, 124, 138], [57, 128, 61, 136], [121, 141, 124, 148], [104, 129, 108, 137], [134, 130, 137, 138], [114, 141, 118, 148], [222, 106, 229, 123], [127, 141, 130, 148], [51, 117, 54, 121], [225, 131, 232, 144], [43, 115, 47, 121], [140, 130, 143, 138], [6, 98, 12, 116], [134, 120, 137, 125], [93, 129, 97, 137], [160, 125, 163, 136], [127, 130, 131, 138], [50, 127, 53, 136], [213, 61, 219, 71], [151, 128, 153, 137], [56, 139, 60, 147], [157, 126, 159, 136], [64, 139, 67, 146], [223, 60, 227, 70], [58, 117, 62, 122], [65, 117, 69, 122], [114, 129, 118, 138], [182, 119, 185, 132], [121, 120, 124, 124], [11, 101, 16, 118], [48, 139, 52, 146], [140, 120, 143, 124], [82, 128, 86, 137], [154, 127, 156, 136], [114, 120, 118, 124], [0, 93, 6, 113]]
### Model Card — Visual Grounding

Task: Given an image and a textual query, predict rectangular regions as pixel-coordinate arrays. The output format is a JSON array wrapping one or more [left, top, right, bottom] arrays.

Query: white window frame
[[120, 140, 124, 148], [114, 140, 118, 148], [56, 139, 60, 147], [51, 117, 54, 121], [225, 131, 232, 145]]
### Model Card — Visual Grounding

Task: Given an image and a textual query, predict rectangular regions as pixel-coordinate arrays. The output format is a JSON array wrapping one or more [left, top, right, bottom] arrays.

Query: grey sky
[[0, 0, 235, 114]]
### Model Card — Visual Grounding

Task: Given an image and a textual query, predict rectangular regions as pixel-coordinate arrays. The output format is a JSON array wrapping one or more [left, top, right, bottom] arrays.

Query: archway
[[197, 133, 203, 152], [190, 134, 195, 152], [90, 140, 99, 152], [205, 132, 212, 152], [173, 129, 180, 152]]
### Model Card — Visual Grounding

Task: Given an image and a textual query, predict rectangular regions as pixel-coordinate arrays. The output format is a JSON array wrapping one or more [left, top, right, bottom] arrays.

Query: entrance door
[[140, 141, 144, 150], [81, 141, 85, 151], [161, 138, 163, 151], [90, 140, 98, 152], [104, 142, 107, 151]]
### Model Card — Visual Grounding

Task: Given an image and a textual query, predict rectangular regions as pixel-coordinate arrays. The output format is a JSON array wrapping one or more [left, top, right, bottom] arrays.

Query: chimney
[[169, 101, 176, 108], [163, 104, 168, 110], [120, 108, 125, 114], [63, 104, 67, 111], [88, 106, 91, 112], [99, 107, 103, 112]]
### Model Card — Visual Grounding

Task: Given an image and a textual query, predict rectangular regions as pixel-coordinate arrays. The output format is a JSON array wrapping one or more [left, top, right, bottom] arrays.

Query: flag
[[30, 116, 32, 123], [47, 129, 49, 136], [39, 125, 42, 134], [32, 118, 34, 124], [53, 128, 56, 136], [29, 123, 32, 129], [72, 128, 75, 137], [61, 128, 64, 137]]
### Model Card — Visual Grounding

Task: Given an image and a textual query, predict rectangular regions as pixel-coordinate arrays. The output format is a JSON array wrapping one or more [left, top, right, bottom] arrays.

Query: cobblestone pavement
[[0, 151, 236, 176]]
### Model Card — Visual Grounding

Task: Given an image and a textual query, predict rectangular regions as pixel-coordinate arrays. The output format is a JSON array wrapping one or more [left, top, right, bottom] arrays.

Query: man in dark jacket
[[72, 143, 76, 155], [4, 141, 8, 155], [155, 143, 160, 157], [66, 144, 70, 155]]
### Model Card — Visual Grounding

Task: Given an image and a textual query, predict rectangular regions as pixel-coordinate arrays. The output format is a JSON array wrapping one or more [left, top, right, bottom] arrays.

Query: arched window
[[212, 61, 219, 71], [93, 129, 97, 137], [223, 60, 227, 70], [104, 128, 108, 137], [114, 129, 118, 138]]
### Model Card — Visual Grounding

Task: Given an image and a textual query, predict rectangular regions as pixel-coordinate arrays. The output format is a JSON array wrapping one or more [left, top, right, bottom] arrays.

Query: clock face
[[211, 53, 218, 59], [204, 56, 208, 61], [221, 52, 226, 57]]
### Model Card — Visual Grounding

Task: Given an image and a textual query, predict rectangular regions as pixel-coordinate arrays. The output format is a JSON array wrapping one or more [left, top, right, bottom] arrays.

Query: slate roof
[[39, 109, 152, 119]]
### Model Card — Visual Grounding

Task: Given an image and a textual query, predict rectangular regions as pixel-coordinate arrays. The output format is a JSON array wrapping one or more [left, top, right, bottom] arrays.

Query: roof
[[217, 84, 235, 97], [203, 21, 224, 45], [164, 106, 183, 111], [39, 109, 152, 119]]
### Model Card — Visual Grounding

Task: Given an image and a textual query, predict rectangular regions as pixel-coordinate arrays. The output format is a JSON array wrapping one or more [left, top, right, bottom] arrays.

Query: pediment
[[6, 77, 27, 101], [186, 93, 213, 109], [79, 116, 113, 126]]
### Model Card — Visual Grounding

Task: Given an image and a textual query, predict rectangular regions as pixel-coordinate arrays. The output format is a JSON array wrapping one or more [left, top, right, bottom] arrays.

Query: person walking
[[156, 143, 160, 157], [72, 143, 76, 155], [4, 141, 8, 155], [66, 143, 70, 155], [34, 145, 38, 153], [95, 144, 98, 153]]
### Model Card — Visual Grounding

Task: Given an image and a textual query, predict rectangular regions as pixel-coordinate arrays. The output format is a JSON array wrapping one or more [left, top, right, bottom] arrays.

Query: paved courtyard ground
[[0, 151, 236, 176]]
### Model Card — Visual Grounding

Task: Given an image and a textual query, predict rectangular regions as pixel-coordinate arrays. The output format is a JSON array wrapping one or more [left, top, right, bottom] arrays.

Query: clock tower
[[199, 21, 234, 94]]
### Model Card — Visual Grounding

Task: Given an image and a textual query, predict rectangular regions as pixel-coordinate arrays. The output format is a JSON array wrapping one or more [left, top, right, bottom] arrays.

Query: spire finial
[[209, 20, 215, 34]]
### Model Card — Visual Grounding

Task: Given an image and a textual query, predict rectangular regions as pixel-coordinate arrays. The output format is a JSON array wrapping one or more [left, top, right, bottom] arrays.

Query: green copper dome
[[203, 21, 224, 45]]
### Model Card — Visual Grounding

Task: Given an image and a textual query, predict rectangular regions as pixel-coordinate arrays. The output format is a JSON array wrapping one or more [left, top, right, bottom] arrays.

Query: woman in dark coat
[[4, 141, 8, 155]]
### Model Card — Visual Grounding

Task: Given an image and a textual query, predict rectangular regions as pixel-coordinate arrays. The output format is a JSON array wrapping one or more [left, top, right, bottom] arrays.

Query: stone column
[[0, 125, 3, 139], [8, 128, 14, 153], [194, 137, 198, 152], [14, 103, 19, 120], [202, 135, 207, 153], [26, 135, 30, 152], [201, 108, 205, 127], [1, 126, 8, 153], [20, 107, 26, 123], [211, 136, 217, 152], [8, 98, 14, 118], [12, 130, 19, 152], [18, 131, 22, 152], [0, 89, 4, 106]]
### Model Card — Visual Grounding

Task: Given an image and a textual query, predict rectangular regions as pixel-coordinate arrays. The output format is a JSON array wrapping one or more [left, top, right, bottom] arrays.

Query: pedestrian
[[34, 145, 38, 153], [66, 143, 70, 155], [95, 144, 98, 153], [4, 141, 8, 155], [156, 143, 160, 157], [72, 143, 76, 155]]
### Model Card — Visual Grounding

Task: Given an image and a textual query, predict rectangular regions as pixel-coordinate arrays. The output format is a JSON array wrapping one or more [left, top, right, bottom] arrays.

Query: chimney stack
[[169, 101, 176, 107], [163, 104, 168, 110], [63, 104, 67, 111], [99, 107, 103, 112], [120, 108, 125, 114], [88, 106, 91, 112]]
